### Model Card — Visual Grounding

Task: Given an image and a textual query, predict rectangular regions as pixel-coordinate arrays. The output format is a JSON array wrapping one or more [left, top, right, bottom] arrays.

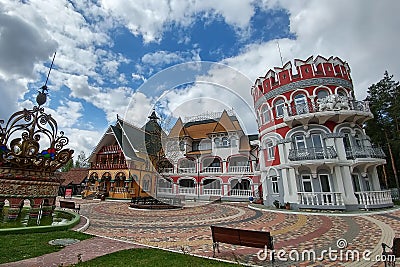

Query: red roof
[[60, 168, 88, 186]]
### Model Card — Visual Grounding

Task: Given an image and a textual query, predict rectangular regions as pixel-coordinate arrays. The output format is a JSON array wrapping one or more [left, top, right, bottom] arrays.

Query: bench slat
[[211, 225, 274, 258]]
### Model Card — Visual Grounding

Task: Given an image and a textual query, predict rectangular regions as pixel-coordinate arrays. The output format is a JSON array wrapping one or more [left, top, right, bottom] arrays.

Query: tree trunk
[[385, 131, 399, 195]]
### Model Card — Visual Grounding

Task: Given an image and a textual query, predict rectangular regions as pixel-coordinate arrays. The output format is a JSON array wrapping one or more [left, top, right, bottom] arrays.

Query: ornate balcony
[[228, 166, 251, 173], [203, 189, 222, 195], [230, 189, 253, 197], [288, 146, 337, 161], [355, 190, 393, 209], [202, 167, 222, 173], [91, 163, 127, 170], [297, 192, 345, 209], [283, 95, 373, 128], [178, 167, 196, 173], [345, 146, 386, 160]]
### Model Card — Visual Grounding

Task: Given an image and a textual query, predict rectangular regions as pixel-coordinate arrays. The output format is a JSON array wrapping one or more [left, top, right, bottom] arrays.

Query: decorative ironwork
[[288, 146, 337, 161], [345, 146, 386, 160], [0, 52, 73, 174]]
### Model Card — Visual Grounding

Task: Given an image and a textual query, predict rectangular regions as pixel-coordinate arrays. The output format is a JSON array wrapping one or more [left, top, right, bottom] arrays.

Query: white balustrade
[[297, 192, 344, 206], [202, 167, 222, 173], [161, 168, 174, 173], [355, 190, 393, 207], [157, 187, 173, 194], [178, 167, 196, 173], [178, 187, 196, 195], [228, 166, 251, 173], [203, 189, 222, 195], [112, 187, 128, 193], [230, 189, 253, 197]]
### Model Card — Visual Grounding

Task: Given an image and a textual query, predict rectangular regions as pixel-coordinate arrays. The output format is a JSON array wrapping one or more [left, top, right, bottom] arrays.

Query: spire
[[148, 109, 160, 121]]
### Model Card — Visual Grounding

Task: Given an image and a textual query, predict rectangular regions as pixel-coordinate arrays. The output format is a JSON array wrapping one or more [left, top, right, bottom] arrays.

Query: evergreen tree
[[60, 158, 74, 172], [365, 71, 400, 190], [74, 151, 89, 168]]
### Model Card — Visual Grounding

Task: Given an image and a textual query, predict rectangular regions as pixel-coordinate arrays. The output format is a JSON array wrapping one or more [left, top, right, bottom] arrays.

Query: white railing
[[230, 189, 253, 197], [298, 192, 344, 206], [203, 189, 222, 195], [202, 167, 222, 173], [355, 190, 393, 207], [178, 187, 196, 195], [157, 188, 173, 194], [178, 167, 196, 173], [228, 166, 251, 173], [111, 187, 128, 193], [160, 168, 174, 173]]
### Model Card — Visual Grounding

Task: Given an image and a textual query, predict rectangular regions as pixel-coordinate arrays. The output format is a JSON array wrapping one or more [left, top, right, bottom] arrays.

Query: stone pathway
[[3, 198, 400, 266]]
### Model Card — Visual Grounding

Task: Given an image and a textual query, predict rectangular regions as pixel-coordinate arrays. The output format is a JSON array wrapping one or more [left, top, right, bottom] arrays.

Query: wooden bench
[[59, 200, 80, 213], [210, 225, 274, 260], [382, 237, 400, 267]]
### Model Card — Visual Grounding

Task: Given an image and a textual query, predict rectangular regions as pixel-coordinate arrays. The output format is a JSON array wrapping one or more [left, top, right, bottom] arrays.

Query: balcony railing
[[298, 192, 344, 207], [228, 166, 251, 173], [157, 188, 173, 194], [288, 146, 337, 161], [178, 187, 196, 195], [202, 167, 222, 173], [286, 96, 371, 117], [160, 168, 174, 173], [230, 189, 253, 197], [178, 167, 196, 173], [355, 191, 393, 209], [203, 189, 222, 195], [345, 146, 386, 160], [99, 145, 121, 153], [110, 187, 128, 193], [91, 163, 127, 170]]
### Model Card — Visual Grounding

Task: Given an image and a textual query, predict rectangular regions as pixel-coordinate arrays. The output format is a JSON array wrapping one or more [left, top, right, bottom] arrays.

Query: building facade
[[82, 113, 161, 199], [252, 55, 392, 210], [158, 110, 261, 201]]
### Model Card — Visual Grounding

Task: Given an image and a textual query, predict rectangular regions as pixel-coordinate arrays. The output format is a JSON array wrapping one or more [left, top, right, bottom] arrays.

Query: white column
[[283, 168, 298, 203], [336, 166, 358, 205], [334, 137, 347, 160], [370, 166, 382, 191]]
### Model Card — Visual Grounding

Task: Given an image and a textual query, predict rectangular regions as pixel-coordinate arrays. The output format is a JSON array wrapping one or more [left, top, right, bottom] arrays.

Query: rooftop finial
[[36, 52, 56, 106]]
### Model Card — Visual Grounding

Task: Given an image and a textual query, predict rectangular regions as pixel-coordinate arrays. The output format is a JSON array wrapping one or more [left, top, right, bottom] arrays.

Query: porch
[[355, 190, 393, 209], [297, 192, 346, 210]]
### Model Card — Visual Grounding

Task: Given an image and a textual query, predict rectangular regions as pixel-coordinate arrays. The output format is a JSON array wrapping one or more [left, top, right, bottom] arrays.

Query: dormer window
[[222, 137, 229, 147]]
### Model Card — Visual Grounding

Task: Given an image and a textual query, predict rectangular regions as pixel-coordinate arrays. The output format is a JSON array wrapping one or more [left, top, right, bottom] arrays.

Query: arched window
[[261, 105, 270, 124], [271, 176, 279, 194], [294, 94, 309, 115], [274, 99, 285, 118], [317, 89, 329, 100], [222, 137, 229, 147]]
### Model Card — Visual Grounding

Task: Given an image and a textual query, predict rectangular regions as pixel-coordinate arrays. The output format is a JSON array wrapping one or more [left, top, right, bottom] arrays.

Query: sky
[[0, 0, 399, 159]]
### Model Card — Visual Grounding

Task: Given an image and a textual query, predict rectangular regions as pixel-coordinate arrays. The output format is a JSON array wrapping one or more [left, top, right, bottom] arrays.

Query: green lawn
[[75, 248, 238, 267], [0, 231, 92, 264]]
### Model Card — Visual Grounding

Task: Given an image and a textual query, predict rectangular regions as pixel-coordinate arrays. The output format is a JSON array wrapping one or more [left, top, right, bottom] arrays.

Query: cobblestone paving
[[70, 199, 398, 267]]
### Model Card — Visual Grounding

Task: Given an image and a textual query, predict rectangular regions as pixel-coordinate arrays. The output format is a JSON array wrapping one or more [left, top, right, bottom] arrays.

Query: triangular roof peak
[[212, 110, 238, 133], [274, 60, 292, 72], [168, 117, 188, 138], [294, 55, 314, 67]]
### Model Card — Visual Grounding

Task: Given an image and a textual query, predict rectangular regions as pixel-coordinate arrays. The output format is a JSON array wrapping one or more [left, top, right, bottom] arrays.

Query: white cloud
[[100, 0, 256, 43], [141, 50, 200, 67]]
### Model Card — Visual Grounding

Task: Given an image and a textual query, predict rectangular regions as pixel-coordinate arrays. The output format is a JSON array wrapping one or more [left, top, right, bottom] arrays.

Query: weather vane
[[36, 52, 56, 106]]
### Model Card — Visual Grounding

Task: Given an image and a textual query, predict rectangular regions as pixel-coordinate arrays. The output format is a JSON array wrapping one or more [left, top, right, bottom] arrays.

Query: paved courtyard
[[78, 199, 399, 266], [3, 199, 400, 266]]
